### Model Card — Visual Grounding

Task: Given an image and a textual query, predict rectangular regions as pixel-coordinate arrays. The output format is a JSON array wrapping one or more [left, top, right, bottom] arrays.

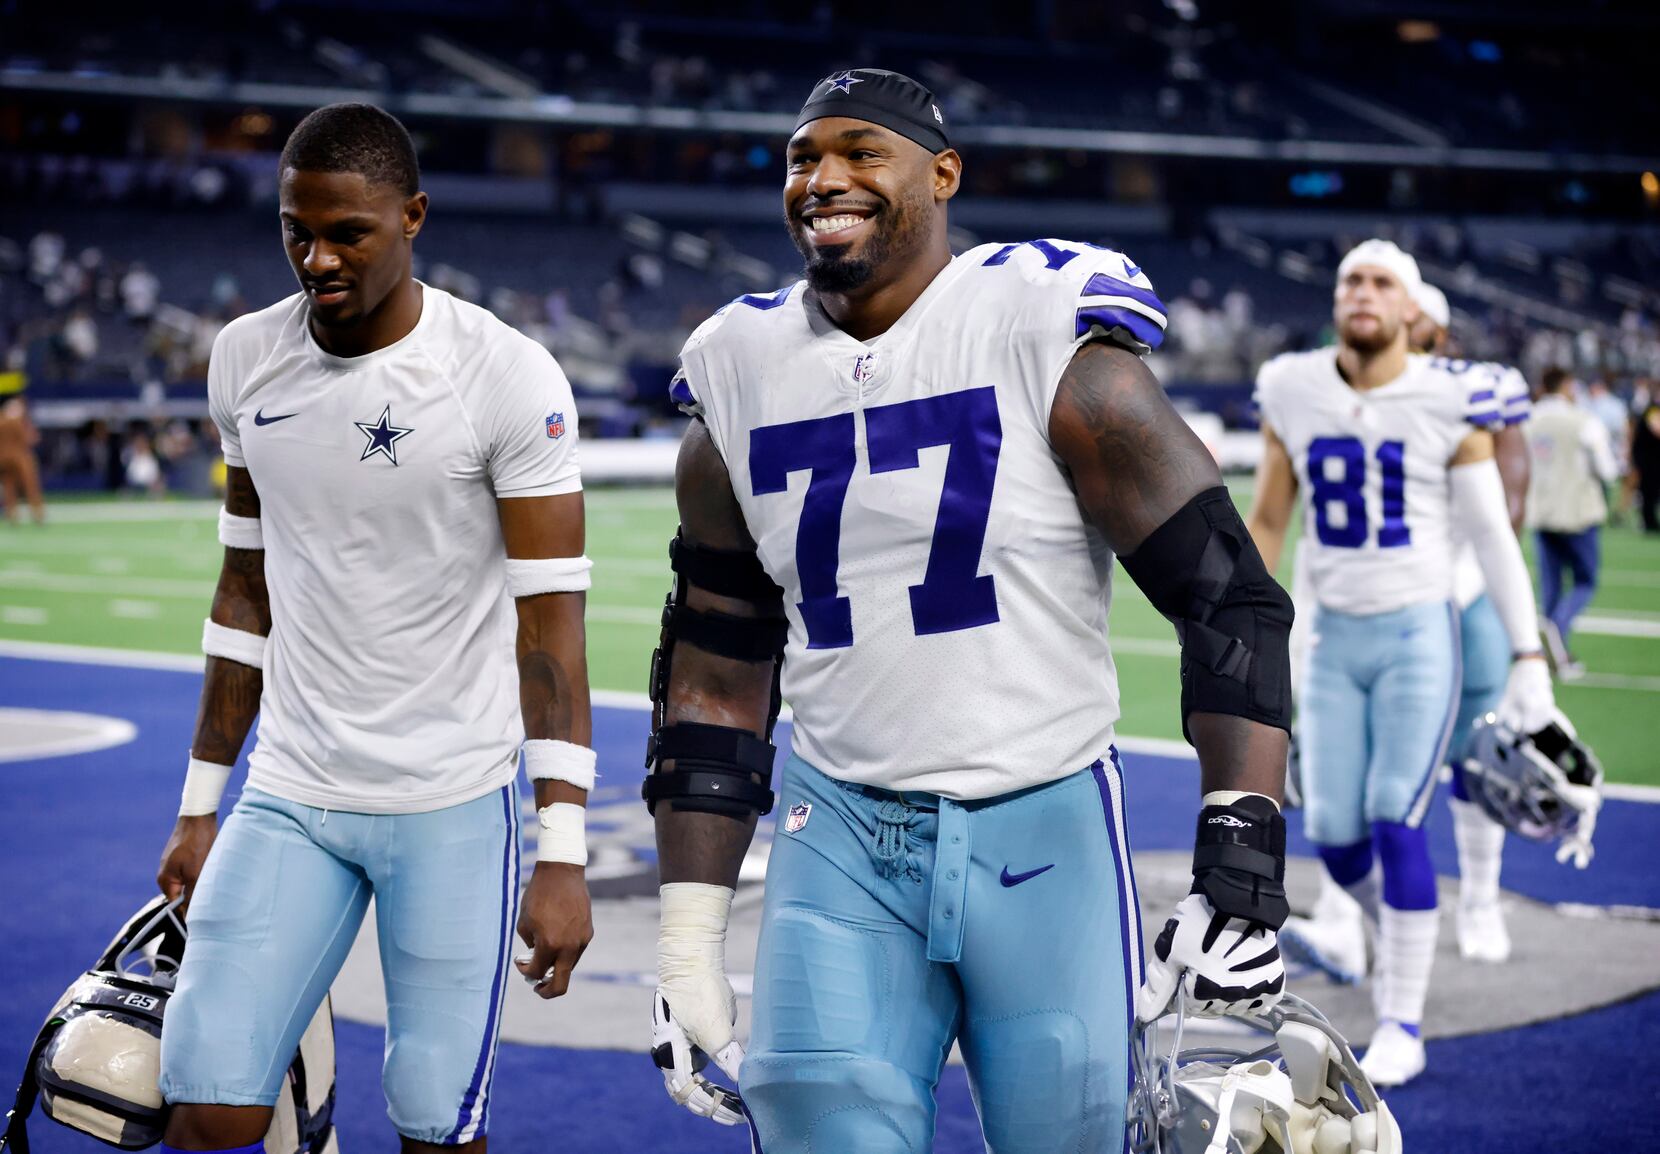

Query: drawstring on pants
[[873, 799, 914, 881]]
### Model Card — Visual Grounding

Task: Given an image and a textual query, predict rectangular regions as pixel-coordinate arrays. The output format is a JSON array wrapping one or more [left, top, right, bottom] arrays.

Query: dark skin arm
[[157, 466, 269, 909], [1494, 423, 1530, 534], [1050, 342, 1288, 800], [654, 421, 781, 890], [499, 491, 595, 999]]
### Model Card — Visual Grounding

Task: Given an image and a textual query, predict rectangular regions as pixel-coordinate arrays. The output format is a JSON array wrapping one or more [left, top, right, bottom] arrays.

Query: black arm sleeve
[[1117, 486, 1293, 740]]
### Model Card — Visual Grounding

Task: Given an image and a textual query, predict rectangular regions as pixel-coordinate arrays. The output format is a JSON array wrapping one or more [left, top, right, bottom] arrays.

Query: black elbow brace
[[643, 530, 787, 820], [1118, 486, 1293, 739]]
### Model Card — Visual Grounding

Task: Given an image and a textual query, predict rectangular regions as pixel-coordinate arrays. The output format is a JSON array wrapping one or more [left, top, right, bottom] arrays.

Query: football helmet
[[1128, 990, 1402, 1154], [2, 896, 337, 1154], [1463, 711, 1602, 855]]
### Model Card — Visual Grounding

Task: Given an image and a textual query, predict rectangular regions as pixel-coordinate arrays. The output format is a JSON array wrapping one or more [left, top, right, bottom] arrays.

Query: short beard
[[1340, 320, 1398, 355], [791, 192, 917, 295]]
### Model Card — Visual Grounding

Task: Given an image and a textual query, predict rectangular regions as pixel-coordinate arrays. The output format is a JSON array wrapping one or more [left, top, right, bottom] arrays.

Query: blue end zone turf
[[2, 654, 1656, 1151]]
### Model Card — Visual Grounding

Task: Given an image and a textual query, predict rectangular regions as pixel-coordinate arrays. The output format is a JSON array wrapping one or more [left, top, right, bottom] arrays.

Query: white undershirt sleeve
[[1449, 459, 1541, 655]]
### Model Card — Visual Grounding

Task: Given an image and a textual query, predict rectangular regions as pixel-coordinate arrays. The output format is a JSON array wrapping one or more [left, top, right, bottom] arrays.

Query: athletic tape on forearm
[[523, 739, 597, 790], [505, 556, 593, 597], [201, 618, 267, 670], [536, 802, 588, 865], [1450, 461, 1542, 653], [181, 756, 233, 816], [217, 507, 263, 550], [658, 882, 734, 977]]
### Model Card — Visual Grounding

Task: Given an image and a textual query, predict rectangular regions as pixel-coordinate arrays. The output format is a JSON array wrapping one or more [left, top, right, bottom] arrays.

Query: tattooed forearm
[[192, 658, 263, 764], [515, 592, 590, 746], [1048, 340, 1222, 553], [190, 543, 270, 764], [518, 645, 576, 742]]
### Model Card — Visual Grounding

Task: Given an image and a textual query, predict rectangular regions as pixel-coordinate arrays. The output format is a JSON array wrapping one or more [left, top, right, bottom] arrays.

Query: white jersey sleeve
[[995, 239, 1169, 421], [207, 319, 253, 468], [482, 339, 582, 497]]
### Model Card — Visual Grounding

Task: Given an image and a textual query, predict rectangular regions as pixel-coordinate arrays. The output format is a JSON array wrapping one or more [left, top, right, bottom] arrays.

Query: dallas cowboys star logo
[[354, 405, 414, 465], [823, 70, 864, 94]]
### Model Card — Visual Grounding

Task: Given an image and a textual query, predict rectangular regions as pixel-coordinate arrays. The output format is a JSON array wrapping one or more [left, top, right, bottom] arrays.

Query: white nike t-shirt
[[209, 284, 581, 813]]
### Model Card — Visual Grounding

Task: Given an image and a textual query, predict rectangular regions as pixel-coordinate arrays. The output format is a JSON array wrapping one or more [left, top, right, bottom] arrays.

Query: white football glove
[[652, 882, 746, 1126], [1497, 656, 1555, 735], [1558, 769, 1602, 869], [1136, 893, 1286, 1023]]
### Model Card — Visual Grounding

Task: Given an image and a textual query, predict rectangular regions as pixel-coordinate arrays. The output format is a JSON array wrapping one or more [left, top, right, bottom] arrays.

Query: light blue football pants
[[1450, 594, 1510, 798], [1298, 600, 1461, 846], [742, 751, 1142, 1154], [159, 783, 521, 1145]]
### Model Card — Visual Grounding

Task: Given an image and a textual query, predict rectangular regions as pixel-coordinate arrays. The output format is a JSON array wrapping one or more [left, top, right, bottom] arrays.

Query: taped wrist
[[1190, 792, 1289, 929], [180, 755, 233, 816], [1117, 486, 1293, 739]]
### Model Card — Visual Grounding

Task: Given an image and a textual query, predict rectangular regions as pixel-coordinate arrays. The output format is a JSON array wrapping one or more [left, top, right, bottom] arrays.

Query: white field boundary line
[[3, 639, 1657, 804]]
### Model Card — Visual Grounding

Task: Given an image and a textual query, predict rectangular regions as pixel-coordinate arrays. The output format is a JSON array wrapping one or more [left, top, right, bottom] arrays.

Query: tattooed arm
[[498, 491, 594, 998], [1049, 341, 1287, 799], [655, 421, 780, 889], [157, 466, 270, 906]]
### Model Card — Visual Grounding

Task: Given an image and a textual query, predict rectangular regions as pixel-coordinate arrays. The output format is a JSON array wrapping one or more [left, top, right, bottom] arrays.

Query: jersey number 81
[[1307, 436, 1410, 550]]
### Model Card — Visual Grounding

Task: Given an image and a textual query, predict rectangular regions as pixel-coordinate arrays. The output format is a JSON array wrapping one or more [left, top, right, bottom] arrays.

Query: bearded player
[[1247, 241, 1556, 1086], [152, 104, 596, 1152], [640, 70, 1295, 1151]]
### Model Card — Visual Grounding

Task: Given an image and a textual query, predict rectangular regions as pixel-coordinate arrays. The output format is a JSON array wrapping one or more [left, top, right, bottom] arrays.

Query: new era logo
[[546, 412, 566, 439]]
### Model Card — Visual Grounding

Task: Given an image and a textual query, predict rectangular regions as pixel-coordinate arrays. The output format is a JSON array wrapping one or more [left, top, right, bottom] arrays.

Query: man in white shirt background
[[1527, 367, 1620, 675]]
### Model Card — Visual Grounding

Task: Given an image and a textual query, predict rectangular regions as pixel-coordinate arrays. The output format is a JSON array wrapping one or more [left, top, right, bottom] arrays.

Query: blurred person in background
[[1527, 367, 1619, 674], [1630, 383, 1660, 533], [123, 426, 166, 497], [0, 394, 46, 524]]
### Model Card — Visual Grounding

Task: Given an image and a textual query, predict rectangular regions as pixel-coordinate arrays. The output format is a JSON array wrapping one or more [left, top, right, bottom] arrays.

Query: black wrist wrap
[[1190, 794, 1289, 929]]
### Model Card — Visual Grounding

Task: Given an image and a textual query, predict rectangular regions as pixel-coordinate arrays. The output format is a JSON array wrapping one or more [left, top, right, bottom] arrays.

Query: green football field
[[2, 482, 1656, 784]]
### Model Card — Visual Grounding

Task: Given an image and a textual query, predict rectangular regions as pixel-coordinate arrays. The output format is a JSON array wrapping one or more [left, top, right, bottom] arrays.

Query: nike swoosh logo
[[253, 409, 299, 426], [1000, 863, 1055, 887], [1124, 261, 1142, 279]]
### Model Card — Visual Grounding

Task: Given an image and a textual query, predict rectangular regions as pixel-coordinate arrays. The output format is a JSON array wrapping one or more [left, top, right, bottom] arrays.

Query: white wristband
[[202, 618, 267, 670], [217, 506, 264, 550], [523, 739, 597, 791], [505, 556, 593, 597], [536, 802, 588, 865], [181, 756, 233, 816]]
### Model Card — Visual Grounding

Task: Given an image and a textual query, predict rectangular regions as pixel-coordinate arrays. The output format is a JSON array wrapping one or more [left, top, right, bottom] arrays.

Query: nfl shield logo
[[852, 353, 877, 384], [545, 411, 566, 439], [784, 802, 812, 834]]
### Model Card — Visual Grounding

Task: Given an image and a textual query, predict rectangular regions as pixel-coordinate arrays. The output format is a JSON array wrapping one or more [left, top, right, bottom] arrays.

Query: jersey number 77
[[749, 387, 1002, 648]]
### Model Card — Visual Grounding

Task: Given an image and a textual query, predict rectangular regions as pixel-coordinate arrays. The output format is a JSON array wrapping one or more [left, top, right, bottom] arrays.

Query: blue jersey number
[[1307, 437, 1410, 549], [748, 388, 1004, 648]]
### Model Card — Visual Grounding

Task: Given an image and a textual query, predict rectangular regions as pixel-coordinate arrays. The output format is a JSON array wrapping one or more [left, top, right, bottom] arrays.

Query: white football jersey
[[209, 284, 582, 814], [675, 240, 1169, 800], [1256, 350, 1497, 616], [1452, 363, 1530, 607]]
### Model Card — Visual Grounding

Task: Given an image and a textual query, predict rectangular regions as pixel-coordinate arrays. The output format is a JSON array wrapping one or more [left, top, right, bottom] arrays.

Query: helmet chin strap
[[1203, 1061, 1295, 1154]]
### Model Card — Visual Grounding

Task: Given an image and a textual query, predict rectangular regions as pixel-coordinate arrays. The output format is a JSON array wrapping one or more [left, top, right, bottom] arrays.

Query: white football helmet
[[2, 897, 337, 1154], [1128, 990, 1402, 1154], [1464, 711, 1602, 847]]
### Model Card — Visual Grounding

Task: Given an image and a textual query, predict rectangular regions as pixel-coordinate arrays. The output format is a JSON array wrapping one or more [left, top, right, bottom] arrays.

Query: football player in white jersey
[[1247, 241, 1556, 1087], [151, 105, 596, 1153], [640, 70, 1297, 1153], [1290, 283, 1536, 976]]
